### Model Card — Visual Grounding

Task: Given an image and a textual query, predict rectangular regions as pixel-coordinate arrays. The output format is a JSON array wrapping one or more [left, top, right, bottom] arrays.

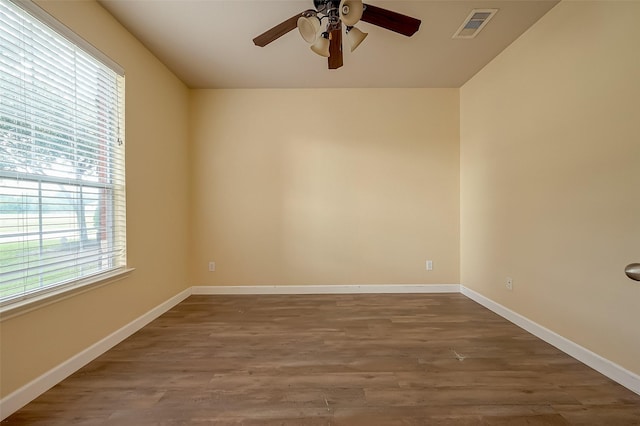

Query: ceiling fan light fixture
[[310, 32, 330, 57], [253, 1, 422, 70], [339, 0, 364, 27], [346, 26, 367, 52], [297, 15, 321, 43]]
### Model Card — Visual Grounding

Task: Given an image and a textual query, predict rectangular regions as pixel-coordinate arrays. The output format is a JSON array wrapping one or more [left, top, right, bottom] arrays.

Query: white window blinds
[[0, 0, 126, 307]]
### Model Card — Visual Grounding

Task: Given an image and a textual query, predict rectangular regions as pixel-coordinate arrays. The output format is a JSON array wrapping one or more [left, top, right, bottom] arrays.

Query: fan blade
[[328, 24, 343, 70], [253, 13, 304, 47], [360, 4, 421, 37]]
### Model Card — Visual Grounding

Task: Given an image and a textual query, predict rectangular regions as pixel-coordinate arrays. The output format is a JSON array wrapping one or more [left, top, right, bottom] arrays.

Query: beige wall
[[460, 1, 640, 375], [190, 89, 460, 286], [0, 1, 190, 397]]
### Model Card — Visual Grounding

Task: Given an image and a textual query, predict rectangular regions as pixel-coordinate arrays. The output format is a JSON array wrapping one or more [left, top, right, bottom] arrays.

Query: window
[[0, 0, 126, 308]]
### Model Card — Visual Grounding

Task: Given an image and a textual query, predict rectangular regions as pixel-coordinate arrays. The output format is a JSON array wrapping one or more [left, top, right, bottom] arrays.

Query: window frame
[[0, 0, 129, 316]]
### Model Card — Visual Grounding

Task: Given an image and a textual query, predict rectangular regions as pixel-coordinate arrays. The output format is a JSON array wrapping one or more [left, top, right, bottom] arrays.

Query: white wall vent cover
[[453, 9, 498, 39]]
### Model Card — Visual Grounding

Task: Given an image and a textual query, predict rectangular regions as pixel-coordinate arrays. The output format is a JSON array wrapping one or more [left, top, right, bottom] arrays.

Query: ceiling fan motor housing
[[313, 0, 342, 11], [312, 0, 362, 29]]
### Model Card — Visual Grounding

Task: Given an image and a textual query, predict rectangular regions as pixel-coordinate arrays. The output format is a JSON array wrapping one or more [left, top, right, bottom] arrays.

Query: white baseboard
[[191, 284, 461, 295], [460, 286, 640, 396], [0, 287, 192, 420]]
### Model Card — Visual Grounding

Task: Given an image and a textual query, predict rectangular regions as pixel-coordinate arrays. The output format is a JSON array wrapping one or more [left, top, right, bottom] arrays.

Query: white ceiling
[[98, 0, 559, 89]]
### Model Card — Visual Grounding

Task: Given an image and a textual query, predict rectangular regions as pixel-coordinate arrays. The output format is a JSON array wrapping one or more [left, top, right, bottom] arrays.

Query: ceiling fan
[[253, 0, 421, 70]]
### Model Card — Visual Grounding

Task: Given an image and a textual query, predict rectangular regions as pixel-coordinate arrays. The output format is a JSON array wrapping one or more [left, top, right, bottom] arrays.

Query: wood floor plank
[[3, 294, 640, 425]]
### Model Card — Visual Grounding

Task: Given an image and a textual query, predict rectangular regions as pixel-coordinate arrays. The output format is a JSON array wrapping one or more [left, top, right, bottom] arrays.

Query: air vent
[[452, 9, 498, 39]]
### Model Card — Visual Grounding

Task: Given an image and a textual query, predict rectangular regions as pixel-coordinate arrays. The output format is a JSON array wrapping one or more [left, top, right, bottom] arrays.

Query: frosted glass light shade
[[311, 36, 330, 57], [297, 16, 321, 43], [347, 26, 368, 52], [339, 0, 364, 27]]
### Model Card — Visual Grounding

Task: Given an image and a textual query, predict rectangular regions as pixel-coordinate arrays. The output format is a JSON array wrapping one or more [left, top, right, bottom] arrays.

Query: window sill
[[0, 268, 135, 321]]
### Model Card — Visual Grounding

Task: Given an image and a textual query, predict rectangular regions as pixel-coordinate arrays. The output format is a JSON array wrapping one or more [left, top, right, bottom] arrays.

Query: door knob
[[625, 263, 640, 281]]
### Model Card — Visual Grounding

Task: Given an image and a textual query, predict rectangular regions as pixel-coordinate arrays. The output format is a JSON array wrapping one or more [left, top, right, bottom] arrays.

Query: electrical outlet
[[426, 260, 433, 271], [208, 261, 216, 272], [506, 277, 513, 290]]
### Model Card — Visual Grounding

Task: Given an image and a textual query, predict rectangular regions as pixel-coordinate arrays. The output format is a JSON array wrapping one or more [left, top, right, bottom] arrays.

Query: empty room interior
[[1, 0, 639, 424]]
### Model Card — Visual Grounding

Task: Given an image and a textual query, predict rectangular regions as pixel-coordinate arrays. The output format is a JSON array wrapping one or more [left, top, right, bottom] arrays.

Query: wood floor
[[3, 294, 640, 425]]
